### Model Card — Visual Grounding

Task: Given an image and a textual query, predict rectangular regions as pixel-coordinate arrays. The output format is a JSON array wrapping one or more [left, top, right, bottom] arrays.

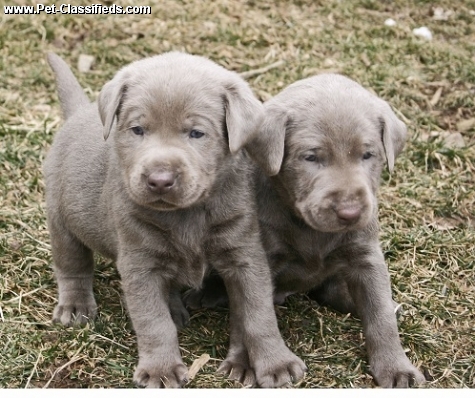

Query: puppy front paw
[[371, 356, 426, 388], [53, 294, 97, 326], [252, 346, 307, 388], [134, 358, 188, 388], [218, 349, 256, 387]]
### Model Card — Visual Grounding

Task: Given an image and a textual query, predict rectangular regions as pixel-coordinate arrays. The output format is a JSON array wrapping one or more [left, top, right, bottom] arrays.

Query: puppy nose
[[336, 205, 362, 222], [147, 171, 176, 194]]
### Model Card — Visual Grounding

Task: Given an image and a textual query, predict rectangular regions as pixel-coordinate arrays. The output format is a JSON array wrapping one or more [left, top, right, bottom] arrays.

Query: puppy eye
[[363, 151, 373, 160], [304, 154, 317, 162], [131, 126, 144, 136], [189, 129, 205, 139]]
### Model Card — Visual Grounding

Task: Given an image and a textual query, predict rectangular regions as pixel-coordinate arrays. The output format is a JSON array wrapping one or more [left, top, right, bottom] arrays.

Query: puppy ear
[[223, 82, 264, 154], [378, 102, 407, 172], [245, 103, 287, 176], [98, 70, 128, 141]]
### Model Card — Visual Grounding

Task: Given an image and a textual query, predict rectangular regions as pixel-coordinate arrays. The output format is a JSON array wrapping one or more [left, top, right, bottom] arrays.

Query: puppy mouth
[[307, 216, 366, 233], [126, 186, 179, 210], [307, 218, 352, 233], [148, 198, 180, 210], [146, 187, 209, 210]]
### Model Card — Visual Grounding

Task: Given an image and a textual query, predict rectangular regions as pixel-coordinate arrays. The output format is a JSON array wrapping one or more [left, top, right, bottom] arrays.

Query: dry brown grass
[[1, 0, 474, 389]]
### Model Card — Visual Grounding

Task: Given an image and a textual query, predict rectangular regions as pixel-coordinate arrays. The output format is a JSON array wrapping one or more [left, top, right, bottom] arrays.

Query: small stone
[[443, 132, 466, 149], [78, 54, 95, 73], [456, 118, 475, 133], [433, 7, 453, 21], [413, 27, 433, 41], [384, 18, 397, 27], [8, 239, 22, 251], [258, 90, 272, 101]]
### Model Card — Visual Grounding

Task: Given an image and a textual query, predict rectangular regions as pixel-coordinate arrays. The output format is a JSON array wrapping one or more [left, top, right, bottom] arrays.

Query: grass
[[1, 0, 474, 389]]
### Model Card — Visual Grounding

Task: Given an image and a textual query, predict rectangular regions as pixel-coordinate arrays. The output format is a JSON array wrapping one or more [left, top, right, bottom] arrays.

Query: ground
[[0, 0, 474, 389]]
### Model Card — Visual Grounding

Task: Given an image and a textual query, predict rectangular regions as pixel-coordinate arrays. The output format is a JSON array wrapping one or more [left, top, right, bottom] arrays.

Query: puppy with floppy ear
[[97, 68, 130, 141], [377, 103, 407, 172], [252, 74, 423, 388], [44, 52, 306, 388], [186, 74, 425, 388], [223, 81, 265, 154], [246, 103, 288, 176]]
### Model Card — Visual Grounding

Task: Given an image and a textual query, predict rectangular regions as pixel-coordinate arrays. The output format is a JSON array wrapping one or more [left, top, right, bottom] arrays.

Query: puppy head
[[97, 52, 263, 210], [248, 74, 407, 232]]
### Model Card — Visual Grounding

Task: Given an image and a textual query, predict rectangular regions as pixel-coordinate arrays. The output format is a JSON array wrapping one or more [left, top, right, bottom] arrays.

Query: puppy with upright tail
[[44, 52, 306, 388]]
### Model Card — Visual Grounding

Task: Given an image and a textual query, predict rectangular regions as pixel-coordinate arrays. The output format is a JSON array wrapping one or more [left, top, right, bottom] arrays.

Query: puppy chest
[[173, 251, 209, 289], [159, 228, 210, 288]]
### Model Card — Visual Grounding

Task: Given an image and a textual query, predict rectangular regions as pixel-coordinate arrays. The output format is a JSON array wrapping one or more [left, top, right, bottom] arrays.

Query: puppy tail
[[47, 52, 90, 120]]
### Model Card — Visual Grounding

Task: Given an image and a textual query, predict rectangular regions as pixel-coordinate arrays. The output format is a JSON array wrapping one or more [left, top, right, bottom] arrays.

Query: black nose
[[147, 171, 176, 194]]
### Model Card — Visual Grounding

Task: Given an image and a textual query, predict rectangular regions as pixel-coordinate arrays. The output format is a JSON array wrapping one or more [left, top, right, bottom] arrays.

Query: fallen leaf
[[429, 217, 461, 231], [430, 87, 443, 106], [361, 53, 371, 67], [187, 353, 211, 381]]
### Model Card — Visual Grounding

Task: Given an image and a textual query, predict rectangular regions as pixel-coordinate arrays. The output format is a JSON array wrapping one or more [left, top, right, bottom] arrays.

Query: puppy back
[[47, 52, 90, 120]]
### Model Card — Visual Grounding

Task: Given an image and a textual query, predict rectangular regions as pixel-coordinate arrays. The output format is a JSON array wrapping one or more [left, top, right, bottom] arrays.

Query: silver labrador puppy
[[44, 52, 306, 388], [186, 74, 426, 388]]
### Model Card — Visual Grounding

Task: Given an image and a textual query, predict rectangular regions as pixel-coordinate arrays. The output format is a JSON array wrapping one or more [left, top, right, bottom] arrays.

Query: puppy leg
[[217, 317, 257, 387], [118, 251, 187, 388], [49, 219, 97, 326], [184, 270, 293, 310], [169, 289, 190, 330], [307, 276, 358, 315], [183, 270, 229, 310], [214, 241, 307, 388], [346, 249, 425, 388], [308, 277, 401, 316]]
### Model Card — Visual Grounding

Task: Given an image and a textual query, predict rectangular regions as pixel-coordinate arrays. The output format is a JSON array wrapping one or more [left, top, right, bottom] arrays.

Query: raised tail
[[47, 52, 90, 120]]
